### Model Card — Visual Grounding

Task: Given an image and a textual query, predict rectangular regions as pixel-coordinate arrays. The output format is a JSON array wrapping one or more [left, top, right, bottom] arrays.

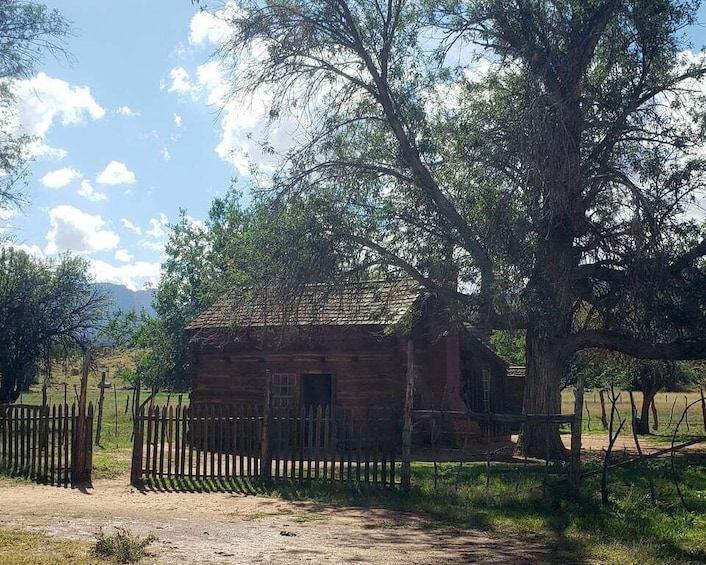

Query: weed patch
[[93, 527, 156, 564]]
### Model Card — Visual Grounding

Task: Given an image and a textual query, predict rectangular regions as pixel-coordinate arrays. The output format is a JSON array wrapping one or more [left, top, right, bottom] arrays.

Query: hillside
[[94, 283, 156, 316]]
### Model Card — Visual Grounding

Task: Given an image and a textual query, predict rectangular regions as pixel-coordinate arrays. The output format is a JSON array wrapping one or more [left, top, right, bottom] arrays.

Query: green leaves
[[0, 248, 109, 403]]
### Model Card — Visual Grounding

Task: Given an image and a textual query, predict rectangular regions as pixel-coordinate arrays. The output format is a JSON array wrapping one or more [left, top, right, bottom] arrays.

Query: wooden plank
[[186, 407, 193, 480], [167, 405, 174, 477], [153, 406, 161, 478], [209, 405, 216, 479], [260, 370, 272, 480], [19, 405, 25, 476], [144, 406, 153, 478], [159, 405, 167, 478], [49, 405, 56, 484], [306, 405, 314, 479], [42, 405, 49, 482], [195, 406, 202, 481], [175, 405, 183, 478], [314, 405, 322, 480], [216, 405, 223, 479], [322, 405, 330, 481], [298, 405, 305, 482], [290, 407, 297, 482], [355, 410, 362, 483], [56, 405, 62, 483]]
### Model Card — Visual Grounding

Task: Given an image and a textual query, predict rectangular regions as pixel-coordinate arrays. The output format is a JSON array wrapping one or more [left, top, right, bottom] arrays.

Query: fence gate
[[0, 402, 94, 485], [131, 403, 401, 488]]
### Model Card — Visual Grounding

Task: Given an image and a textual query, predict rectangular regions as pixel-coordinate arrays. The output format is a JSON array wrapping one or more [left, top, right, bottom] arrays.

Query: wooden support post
[[95, 372, 108, 446], [113, 383, 118, 448], [569, 374, 585, 494], [260, 369, 272, 480], [700, 389, 706, 433], [71, 351, 92, 485], [401, 339, 415, 492]]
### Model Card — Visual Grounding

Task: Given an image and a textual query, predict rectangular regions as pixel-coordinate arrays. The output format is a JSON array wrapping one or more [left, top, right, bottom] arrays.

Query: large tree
[[207, 0, 706, 456], [0, 248, 108, 403], [0, 1, 71, 208]]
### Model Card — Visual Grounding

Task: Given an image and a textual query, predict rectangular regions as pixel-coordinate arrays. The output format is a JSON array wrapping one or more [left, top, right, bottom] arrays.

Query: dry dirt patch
[[0, 476, 552, 564]]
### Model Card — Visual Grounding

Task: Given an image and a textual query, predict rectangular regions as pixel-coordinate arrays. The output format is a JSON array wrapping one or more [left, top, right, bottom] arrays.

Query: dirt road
[[0, 476, 552, 564]]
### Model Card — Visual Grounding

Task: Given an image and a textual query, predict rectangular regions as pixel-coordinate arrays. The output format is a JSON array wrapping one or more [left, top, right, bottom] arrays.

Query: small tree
[[0, 248, 108, 403]]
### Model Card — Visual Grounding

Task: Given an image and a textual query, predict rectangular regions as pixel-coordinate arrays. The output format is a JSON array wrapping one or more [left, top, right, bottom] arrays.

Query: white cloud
[[140, 240, 165, 252], [88, 259, 161, 291], [116, 105, 139, 117], [0, 207, 17, 234], [115, 248, 132, 262], [96, 160, 136, 185], [4, 242, 44, 259], [189, 9, 231, 46], [40, 167, 82, 188], [163, 67, 200, 100], [76, 180, 107, 201], [173, 113, 182, 128], [197, 61, 227, 104], [120, 218, 142, 235], [145, 213, 169, 239], [161, 147, 171, 161], [45, 205, 119, 255], [10, 73, 105, 158]]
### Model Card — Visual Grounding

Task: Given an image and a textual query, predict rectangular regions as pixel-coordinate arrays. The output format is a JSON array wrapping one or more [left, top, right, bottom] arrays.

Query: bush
[[93, 526, 156, 563]]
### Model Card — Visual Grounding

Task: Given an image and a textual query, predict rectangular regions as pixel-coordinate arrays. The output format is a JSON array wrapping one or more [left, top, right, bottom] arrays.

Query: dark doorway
[[300, 373, 332, 409]]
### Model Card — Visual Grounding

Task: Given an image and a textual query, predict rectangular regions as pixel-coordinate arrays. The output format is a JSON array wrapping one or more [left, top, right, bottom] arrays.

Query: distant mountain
[[94, 283, 156, 317]]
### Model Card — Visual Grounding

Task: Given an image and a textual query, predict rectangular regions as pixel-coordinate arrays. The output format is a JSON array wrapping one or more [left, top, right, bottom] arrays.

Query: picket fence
[[131, 403, 401, 487], [0, 403, 94, 484]]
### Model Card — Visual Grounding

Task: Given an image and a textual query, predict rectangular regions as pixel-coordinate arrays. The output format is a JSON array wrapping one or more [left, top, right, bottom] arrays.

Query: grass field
[[0, 527, 102, 565], [562, 389, 706, 439]]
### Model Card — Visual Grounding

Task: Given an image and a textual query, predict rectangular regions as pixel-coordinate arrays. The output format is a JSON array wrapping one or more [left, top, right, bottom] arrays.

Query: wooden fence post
[[569, 373, 585, 494], [130, 404, 144, 486], [95, 372, 107, 446], [71, 351, 92, 485], [260, 369, 272, 480], [402, 339, 415, 492]]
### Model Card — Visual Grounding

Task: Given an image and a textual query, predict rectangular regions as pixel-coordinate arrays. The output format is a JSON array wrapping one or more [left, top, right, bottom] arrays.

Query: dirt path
[[0, 476, 552, 564]]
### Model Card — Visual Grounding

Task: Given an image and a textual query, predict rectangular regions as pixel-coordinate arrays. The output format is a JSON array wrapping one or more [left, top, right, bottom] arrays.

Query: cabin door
[[300, 373, 332, 410]]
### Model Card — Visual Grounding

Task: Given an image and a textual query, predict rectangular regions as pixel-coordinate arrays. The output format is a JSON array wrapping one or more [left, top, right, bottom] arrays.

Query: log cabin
[[185, 279, 518, 444]]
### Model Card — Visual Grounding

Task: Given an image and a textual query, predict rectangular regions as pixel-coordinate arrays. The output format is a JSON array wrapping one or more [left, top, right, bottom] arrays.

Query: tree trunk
[[638, 388, 658, 435], [521, 330, 568, 460]]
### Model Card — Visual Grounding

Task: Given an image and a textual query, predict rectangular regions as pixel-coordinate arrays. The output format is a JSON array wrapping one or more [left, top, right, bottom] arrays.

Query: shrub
[[93, 526, 156, 564]]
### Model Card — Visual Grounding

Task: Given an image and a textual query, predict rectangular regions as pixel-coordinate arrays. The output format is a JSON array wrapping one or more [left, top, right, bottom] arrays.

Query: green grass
[[0, 527, 102, 565], [562, 389, 706, 440]]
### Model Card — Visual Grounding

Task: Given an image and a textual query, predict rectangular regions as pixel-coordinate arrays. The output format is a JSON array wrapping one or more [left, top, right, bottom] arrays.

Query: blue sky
[[5, 1, 246, 290], [5, 1, 706, 291]]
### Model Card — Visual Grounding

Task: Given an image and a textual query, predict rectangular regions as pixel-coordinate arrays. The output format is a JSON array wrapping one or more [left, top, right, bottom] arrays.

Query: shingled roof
[[185, 279, 424, 331]]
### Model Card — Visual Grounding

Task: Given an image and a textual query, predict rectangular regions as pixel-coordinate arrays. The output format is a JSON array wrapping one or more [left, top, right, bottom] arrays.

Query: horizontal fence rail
[[0, 403, 93, 485], [131, 403, 401, 488]]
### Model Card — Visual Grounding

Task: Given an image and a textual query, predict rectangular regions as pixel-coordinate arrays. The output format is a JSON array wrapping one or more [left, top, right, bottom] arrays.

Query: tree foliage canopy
[[0, 248, 109, 403], [191, 0, 706, 454], [0, 1, 71, 209]]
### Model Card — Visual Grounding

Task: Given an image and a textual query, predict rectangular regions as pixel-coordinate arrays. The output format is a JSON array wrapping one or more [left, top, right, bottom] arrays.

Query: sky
[[4, 2, 706, 292], [4, 1, 251, 290]]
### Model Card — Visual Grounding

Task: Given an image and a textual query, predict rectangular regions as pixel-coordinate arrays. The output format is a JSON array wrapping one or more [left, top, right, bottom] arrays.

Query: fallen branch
[[581, 436, 706, 478]]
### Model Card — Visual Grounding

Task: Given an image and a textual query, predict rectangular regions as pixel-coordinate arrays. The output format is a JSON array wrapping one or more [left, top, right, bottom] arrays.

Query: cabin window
[[272, 373, 297, 408]]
